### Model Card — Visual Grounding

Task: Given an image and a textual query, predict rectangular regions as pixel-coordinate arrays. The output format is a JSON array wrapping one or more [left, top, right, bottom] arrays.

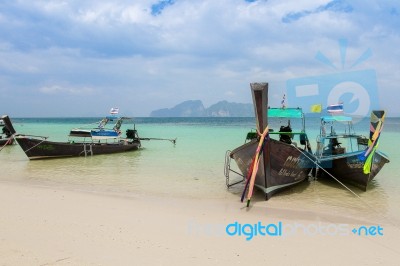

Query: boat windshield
[[316, 115, 365, 157], [113, 118, 123, 131], [97, 118, 109, 129]]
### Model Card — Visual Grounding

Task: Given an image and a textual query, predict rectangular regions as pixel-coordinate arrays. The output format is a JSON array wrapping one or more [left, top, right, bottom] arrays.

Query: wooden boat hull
[[318, 150, 389, 191], [15, 137, 141, 160], [230, 138, 313, 200], [0, 137, 14, 146]]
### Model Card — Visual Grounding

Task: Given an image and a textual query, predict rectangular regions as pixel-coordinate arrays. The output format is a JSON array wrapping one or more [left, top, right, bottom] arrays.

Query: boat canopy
[[91, 129, 120, 140], [69, 115, 130, 139], [105, 116, 131, 120], [268, 108, 303, 118], [321, 116, 352, 122]]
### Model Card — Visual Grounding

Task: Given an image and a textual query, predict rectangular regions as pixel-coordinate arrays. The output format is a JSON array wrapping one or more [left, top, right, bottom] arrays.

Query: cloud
[[0, 0, 399, 116], [151, 0, 175, 16], [282, 0, 353, 23], [39, 85, 94, 95]]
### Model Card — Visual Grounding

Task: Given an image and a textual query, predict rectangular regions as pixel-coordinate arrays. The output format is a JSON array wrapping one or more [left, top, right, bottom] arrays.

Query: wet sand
[[0, 181, 399, 265]]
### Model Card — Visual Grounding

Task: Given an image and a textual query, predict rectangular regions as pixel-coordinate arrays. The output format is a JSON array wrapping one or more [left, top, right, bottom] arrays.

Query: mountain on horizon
[[150, 100, 254, 117]]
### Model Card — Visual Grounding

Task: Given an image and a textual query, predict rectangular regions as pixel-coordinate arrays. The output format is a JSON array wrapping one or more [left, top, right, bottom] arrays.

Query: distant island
[[150, 100, 254, 117]]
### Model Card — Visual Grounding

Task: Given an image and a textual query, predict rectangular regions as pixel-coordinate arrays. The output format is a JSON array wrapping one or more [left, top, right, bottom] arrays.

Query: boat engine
[[2, 126, 12, 138], [126, 129, 138, 139]]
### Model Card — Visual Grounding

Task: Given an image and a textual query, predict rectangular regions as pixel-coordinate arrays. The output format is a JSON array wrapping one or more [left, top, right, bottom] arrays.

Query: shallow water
[[1, 116, 399, 224]]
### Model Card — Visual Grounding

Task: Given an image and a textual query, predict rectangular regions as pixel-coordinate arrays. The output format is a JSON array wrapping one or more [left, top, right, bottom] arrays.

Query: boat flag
[[110, 107, 119, 115], [327, 103, 344, 114], [281, 94, 286, 109], [310, 104, 322, 113]]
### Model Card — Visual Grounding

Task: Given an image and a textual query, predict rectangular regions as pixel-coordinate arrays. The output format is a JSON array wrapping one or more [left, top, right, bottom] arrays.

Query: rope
[[295, 144, 400, 257], [293, 145, 400, 231], [293, 145, 362, 200], [22, 137, 48, 153], [0, 134, 15, 152]]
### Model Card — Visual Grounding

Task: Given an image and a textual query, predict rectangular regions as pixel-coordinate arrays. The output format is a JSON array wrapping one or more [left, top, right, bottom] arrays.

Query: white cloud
[[0, 0, 399, 116], [39, 85, 94, 95]]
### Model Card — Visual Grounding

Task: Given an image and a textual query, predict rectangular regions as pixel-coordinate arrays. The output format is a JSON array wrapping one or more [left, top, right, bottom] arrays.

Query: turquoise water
[[2, 117, 255, 199], [1, 117, 399, 222]]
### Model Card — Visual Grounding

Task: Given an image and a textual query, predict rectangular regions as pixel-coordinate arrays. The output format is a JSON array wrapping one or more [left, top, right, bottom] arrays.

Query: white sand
[[0, 182, 399, 265]]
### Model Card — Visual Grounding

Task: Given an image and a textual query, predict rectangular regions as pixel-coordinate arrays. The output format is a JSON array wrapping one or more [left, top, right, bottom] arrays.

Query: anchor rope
[[22, 137, 48, 153], [0, 134, 15, 151], [293, 145, 400, 233], [294, 145, 362, 200]]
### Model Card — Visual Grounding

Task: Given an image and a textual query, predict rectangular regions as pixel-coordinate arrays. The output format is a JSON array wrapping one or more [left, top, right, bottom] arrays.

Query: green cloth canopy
[[321, 116, 352, 122], [268, 108, 303, 118]]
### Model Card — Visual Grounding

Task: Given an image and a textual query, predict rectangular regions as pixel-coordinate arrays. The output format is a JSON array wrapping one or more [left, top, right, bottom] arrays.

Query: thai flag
[[110, 107, 119, 115], [327, 103, 343, 114]]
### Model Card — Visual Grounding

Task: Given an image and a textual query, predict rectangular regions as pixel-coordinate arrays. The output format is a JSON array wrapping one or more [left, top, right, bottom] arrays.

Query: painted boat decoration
[[225, 83, 314, 201], [314, 111, 390, 190]]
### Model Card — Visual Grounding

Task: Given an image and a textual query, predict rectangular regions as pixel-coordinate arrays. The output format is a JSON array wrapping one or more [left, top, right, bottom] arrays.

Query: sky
[[0, 0, 399, 117]]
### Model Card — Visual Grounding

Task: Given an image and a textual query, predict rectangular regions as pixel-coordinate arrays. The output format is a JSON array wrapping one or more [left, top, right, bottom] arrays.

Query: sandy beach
[[0, 181, 399, 265], [1, 0, 399, 264]]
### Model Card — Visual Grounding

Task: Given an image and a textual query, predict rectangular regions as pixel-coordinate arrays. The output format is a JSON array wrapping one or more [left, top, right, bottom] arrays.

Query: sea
[[1, 116, 400, 224]]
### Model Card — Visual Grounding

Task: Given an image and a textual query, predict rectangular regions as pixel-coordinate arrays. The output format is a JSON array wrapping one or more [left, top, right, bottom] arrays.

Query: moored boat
[[2, 111, 141, 160], [314, 111, 390, 190], [225, 83, 314, 201], [14, 136, 140, 160]]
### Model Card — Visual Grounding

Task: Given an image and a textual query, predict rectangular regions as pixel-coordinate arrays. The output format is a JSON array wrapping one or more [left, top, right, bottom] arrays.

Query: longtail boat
[[314, 111, 389, 190], [1, 112, 141, 160], [225, 83, 314, 201]]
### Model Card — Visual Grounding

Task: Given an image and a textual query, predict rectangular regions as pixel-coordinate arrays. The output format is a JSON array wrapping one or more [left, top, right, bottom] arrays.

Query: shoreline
[[2, 176, 396, 223], [1, 181, 400, 265]]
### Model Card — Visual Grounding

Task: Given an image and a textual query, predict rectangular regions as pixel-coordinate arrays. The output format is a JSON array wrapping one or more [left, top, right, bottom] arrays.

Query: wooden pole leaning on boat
[[246, 126, 269, 207], [241, 129, 268, 202], [246, 82, 269, 205], [241, 144, 261, 202]]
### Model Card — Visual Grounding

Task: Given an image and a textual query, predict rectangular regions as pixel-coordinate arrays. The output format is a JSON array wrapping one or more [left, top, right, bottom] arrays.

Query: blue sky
[[0, 0, 399, 117]]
